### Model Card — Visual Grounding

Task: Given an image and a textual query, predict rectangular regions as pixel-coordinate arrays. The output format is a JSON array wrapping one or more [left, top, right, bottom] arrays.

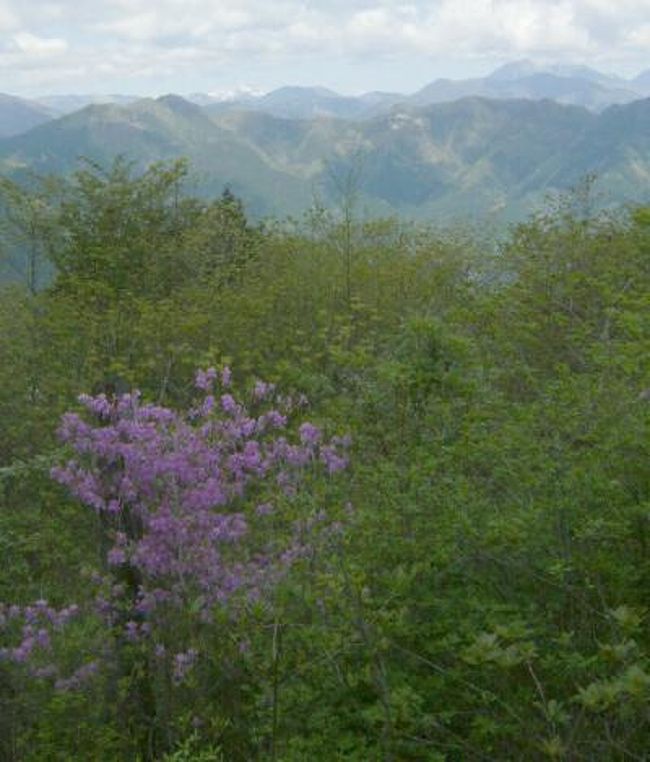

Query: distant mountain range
[[0, 94, 55, 139], [1, 84, 648, 223], [409, 62, 645, 114], [193, 60, 650, 120], [2, 59, 649, 132]]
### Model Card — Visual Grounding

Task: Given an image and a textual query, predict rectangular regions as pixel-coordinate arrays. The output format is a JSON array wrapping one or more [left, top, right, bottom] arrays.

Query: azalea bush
[[1, 367, 350, 757]]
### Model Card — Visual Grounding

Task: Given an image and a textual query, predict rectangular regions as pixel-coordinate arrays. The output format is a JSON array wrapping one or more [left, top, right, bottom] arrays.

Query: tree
[[0, 174, 61, 294]]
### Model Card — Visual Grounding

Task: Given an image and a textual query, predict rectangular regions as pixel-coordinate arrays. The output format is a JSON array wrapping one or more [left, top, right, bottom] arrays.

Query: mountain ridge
[[2, 60, 648, 138], [1, 93, 647, 222]]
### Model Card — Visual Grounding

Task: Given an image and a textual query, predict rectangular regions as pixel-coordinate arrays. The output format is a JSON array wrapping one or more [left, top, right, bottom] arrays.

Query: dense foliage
[[1, 160, 648, 760]]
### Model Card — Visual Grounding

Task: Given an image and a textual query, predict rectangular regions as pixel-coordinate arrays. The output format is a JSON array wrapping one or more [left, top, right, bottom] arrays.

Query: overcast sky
[[1, 0, 649, 97]]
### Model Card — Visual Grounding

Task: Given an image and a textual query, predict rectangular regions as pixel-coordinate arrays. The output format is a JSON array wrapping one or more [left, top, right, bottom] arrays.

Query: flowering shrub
[[0, 601, 79, 664], [1, 368, 350, 686]]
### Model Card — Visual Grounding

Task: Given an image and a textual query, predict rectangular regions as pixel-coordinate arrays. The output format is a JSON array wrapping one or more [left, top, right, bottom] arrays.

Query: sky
[[0, 0, 649, 97]]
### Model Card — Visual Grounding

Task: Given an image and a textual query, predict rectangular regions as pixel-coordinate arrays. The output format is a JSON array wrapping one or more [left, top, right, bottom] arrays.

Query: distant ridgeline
[[0, 90, 648, 226]]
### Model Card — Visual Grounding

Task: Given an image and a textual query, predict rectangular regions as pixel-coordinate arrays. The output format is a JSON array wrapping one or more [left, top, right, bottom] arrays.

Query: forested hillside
[[1, 95, 648, 223], [0, 160, 649, 760]]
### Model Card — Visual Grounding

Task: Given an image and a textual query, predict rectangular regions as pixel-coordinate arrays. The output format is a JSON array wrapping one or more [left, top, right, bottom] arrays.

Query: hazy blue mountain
[[347, 99, 594, 215], [553, 97, 650, 201], [0, 94, 55, 138], [193, 62, 647, 122], [3, 60, 645, 139], [202, 85, 402, 121], [177, 95, 650, 218], [35, 94, 141, 115], [545, 63, 629, 87], [412, 66, 641, 111], [632, 70, 650, 94], [487, 60, 627, 87], [486, 60, 541, 81], [0, 94, 648, 223], [187, 92, 253, 107], [0, 95, 309, 217]]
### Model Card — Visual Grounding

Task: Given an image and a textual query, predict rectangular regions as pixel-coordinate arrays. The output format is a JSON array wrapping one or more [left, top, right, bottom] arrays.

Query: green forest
[[0, 159, 648, 761]]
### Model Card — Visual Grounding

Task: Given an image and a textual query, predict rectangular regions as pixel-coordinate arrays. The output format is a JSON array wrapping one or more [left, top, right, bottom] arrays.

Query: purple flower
[[107, 547, 126, 566], [220, 394, 238, 415], [78, 393, 113, 419], [195, 367, 217, 391], [106, 499, 121, 514], [260, 410, 287, 430], [299, 422, 321, 445], [255, 502, 274, 516], [253, 380, 275, 401], [125, 621, 140, 642], [200, 395, 215, 416], [173, 648, 198, 684], [320, 446, 348, 475], [36, 629, 51, 650]]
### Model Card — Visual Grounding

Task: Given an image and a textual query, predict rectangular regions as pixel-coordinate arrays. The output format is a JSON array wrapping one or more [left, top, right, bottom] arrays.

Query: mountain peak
[[486, 60, 619, 87], [487, 60, 539, 81], [265, 85, 341, 98], [548, 63, 623, 85], [156, 94, 202, 115]]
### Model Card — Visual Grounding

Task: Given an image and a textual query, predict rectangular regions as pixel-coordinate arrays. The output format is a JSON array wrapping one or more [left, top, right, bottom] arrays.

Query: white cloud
[[0, 0, 648, 94], [627, 22, 650, 46], [0, 1, 18, 30], [99, 5, 254, 42], [12, 31, 68, 55], [322, 1, 606, 59]]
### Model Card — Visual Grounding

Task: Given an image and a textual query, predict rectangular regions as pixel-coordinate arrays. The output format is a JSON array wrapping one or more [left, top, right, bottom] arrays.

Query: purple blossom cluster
[[1, 371, 349, 689], [0, 601, 90, 690], [43, 368, 350, 680], [0, 601, 80, 664]]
